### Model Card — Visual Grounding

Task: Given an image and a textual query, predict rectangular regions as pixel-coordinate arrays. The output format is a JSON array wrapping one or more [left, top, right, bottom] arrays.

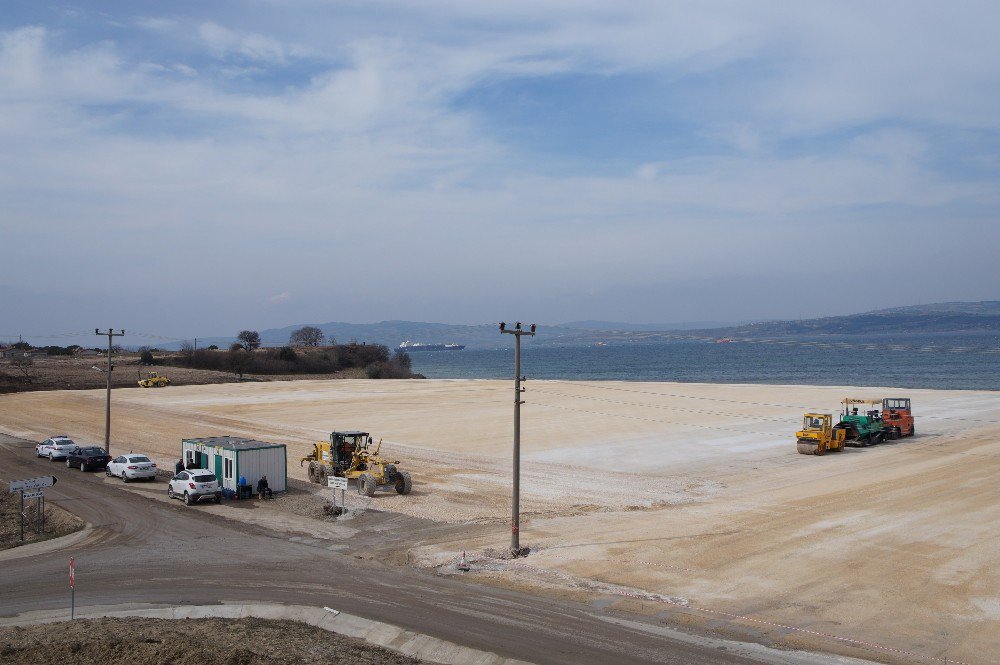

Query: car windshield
[[128, 456, 151, 463], [192, 474, 216, 483]]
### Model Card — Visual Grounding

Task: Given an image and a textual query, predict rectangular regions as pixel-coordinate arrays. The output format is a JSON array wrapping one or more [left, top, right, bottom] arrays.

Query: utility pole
[[499, 321, 535, 556], [96, 328, 125, 455]]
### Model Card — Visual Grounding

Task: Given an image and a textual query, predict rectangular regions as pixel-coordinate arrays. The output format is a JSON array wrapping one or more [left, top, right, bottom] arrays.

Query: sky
[[2, 1, 999, 344]]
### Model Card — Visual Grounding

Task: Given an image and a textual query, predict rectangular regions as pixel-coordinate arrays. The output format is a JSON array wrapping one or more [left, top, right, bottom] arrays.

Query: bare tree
[[237, 330, 261, 352], [289, 326, 325, 347], [7, 355, 35, 383]]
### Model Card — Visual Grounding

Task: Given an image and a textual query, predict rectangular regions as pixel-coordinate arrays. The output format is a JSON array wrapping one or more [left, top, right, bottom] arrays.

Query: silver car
[[106, 453, 158, 482], [167, 470, 221, 505], [41, 437, 78, 461]]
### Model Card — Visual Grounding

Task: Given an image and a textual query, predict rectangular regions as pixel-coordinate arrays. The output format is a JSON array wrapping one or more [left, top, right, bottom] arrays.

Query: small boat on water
[[715, 337, 735, 343], [398, 341, 466, 352]]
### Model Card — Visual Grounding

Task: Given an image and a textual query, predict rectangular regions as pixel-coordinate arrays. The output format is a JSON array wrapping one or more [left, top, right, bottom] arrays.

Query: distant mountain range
[[160, 301, 1000, 350]]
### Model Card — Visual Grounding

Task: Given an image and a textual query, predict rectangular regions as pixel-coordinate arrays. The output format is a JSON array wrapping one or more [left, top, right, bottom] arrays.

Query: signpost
[[7, 476, 56, 542], [327, 476, 348, 514], [69, 557, 75, 620], [8, 475, 57, 492]]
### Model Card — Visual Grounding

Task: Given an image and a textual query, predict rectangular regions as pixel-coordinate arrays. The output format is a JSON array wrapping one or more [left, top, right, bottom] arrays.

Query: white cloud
[[2, 3, 999, 330]]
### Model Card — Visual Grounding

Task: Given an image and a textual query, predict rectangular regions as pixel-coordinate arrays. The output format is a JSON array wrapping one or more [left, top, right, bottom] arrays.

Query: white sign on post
[[9, 476, 57, 493], [22, 489, 44, 499], [327, 476, 348, 490]]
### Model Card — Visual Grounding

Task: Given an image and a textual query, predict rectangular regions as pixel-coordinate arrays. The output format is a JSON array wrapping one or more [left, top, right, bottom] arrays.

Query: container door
[[214, 454, 223, 483]]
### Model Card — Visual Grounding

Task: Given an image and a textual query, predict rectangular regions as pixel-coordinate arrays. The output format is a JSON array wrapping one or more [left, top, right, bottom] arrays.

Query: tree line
[[164, 327, 418, 379]]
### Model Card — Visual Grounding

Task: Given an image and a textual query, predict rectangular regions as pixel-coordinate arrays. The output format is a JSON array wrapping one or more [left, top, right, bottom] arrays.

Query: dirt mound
[[0, 617, 423, 665]]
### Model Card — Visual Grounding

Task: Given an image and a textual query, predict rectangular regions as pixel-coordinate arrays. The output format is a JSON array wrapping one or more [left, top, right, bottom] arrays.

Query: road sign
[[69, 557, 75, 589], [22, 489, 43, 499], [327, 476, 348, 490], [8, 476, 57, 492]]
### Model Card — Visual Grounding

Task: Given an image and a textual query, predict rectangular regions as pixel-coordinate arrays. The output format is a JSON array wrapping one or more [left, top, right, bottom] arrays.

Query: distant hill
[[560, 320, 747, 332], [160, 301, 1000, 351], [685, 301, 1000, 338]]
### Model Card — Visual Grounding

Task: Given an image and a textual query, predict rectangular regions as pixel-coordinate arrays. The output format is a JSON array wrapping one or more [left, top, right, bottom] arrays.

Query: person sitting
[[257, 475, 273, 499]]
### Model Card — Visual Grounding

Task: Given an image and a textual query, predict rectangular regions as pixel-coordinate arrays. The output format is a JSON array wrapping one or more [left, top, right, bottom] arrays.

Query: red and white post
[[69, 557, 75, 620]]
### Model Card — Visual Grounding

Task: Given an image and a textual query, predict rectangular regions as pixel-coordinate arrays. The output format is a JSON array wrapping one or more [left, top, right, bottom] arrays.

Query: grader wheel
[[358, 473, 376, 497], [307, 461, 317, 483], [394, 471, 412, 495]]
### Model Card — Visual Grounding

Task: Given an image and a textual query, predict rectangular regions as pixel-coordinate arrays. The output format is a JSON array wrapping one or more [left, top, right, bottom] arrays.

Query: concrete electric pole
[[499, 321, 535, 556], [96, 328, 125, 455]]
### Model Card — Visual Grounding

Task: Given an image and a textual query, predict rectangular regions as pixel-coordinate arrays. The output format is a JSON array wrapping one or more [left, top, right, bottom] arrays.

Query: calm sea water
[[408, 332, 1000, 390]]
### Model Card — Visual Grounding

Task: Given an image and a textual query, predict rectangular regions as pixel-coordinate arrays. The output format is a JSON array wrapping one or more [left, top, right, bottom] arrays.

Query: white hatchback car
[[106, 453, 158, 482], [37, 436, 78, 461], [167, 470, 221, 505]]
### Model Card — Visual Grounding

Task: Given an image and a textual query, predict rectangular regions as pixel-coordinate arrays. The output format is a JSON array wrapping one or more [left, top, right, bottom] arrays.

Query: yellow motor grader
[[795, 413, 847, 455], [301, 430, 412, 496]]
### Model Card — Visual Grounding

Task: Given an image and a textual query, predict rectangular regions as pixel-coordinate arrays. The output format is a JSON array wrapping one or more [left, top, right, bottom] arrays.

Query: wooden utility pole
[[95, 329, 125, 454], [499, 321, 535, 556]]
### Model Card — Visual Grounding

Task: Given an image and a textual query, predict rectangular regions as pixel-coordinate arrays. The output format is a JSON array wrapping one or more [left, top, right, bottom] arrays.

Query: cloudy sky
[[2, 1, 999, 342]]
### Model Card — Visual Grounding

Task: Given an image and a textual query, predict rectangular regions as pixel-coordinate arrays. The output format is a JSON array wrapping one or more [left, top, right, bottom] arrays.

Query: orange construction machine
[[881, 397, 915, 437]]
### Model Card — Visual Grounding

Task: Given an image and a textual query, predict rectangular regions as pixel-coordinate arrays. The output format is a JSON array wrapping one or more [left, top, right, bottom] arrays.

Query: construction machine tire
[[358, 473, 376, 497], [797, 442, 818, 455], [910, 425, 915, 437], [815, 443, 826, 456], [307, 461, 317, 484], [317, 465, 328, 486], [394, 471, 412, 495]]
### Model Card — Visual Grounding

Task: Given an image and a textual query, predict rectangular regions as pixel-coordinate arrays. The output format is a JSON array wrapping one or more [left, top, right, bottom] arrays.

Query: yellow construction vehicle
[[796, 413, 847, 455], [137, 371, 170, 388], [301, 430, 412, 496]]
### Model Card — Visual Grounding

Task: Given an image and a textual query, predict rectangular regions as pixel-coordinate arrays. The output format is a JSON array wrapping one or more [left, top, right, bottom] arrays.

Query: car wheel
[[184, 492, 193, 506], [106, 467, 112, 477], [49, 453, 55, 462], [167, 485, 175, 499], [214, 496, 221, 504], [66, 459, 73, 468], [80, 463, 87, 472], [122, 471, 129, 483]]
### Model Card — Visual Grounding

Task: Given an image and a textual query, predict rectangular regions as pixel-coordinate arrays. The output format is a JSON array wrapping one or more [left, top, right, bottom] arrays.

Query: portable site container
[[181, 436, 287, 493]]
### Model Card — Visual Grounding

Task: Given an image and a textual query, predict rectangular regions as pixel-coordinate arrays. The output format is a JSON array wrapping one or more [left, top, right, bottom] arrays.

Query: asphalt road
[[0, 435, 757, 665]]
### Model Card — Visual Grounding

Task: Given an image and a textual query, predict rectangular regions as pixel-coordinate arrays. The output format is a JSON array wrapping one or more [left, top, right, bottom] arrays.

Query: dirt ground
[[1, 379, 998, 664], [0, 487, 84, 550], [0, 617, 422, 664]]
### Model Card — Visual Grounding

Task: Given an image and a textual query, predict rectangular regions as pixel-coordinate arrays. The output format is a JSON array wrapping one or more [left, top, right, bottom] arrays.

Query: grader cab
[[796, 413, 847, 455], [301, 430, 412, 496]]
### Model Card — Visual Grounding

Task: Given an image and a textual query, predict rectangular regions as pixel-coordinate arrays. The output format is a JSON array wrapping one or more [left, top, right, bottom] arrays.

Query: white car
[[106, 453, 158, 482], [37, 436, 78, 461], [167, 470, 221, 505]]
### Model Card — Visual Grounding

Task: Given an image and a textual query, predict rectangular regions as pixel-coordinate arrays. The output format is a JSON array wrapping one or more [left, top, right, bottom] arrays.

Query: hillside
[[157, 301, 1000, 351]]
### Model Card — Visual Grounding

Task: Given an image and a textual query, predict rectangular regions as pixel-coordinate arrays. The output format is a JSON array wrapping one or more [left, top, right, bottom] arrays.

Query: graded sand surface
[[1, 379, 998, 663]]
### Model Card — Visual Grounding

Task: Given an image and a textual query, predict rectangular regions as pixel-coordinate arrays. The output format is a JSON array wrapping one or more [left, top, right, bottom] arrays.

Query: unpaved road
[[0, 435, 767, 665]]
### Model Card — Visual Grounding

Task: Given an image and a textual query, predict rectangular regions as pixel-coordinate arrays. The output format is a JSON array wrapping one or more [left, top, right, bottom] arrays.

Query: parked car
[[36, 436, 76, 458], [106, 453, 158, 482], [167, 470, 221, 505], [66, 446, 112, 472], [46, 437, 80, 461]]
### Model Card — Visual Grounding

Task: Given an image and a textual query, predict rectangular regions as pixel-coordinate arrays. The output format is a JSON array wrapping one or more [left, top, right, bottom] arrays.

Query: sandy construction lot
[[1, 379, 998, 664]]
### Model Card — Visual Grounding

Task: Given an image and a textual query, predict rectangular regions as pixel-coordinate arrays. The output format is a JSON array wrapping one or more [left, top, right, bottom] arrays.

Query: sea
[[407, 332, 1000, 391]]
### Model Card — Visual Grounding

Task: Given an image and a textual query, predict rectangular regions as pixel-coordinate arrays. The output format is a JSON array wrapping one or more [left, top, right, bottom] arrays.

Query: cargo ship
[[398, 341, 466, 352]]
